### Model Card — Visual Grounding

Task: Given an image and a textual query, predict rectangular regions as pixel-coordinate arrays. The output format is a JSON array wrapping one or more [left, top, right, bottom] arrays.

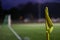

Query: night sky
[[1, 0, 60, 10]]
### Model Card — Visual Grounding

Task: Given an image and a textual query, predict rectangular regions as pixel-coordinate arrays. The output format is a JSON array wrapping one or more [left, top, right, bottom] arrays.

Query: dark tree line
[[0, 2, 60, 23]]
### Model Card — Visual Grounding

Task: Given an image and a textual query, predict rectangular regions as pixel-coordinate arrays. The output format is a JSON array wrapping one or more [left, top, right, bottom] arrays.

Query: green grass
[[0, 23, 60, 40]]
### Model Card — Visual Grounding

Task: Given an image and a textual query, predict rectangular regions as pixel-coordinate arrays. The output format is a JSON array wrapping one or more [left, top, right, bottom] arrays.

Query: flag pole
[[46, 21, 50, 40], [46, 31, 50, 40]]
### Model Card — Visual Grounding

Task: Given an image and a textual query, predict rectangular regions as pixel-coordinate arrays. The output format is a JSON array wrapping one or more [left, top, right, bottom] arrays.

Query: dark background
[[0, 0, 60, 23]]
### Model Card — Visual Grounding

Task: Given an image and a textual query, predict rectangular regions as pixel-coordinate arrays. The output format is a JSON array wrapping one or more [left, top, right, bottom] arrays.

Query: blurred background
[[0, 0, 60, 23], [0, 0, 60, 40]]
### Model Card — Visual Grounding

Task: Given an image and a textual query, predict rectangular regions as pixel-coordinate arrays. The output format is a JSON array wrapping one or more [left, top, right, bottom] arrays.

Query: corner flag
[[45, 7, 53, 33]]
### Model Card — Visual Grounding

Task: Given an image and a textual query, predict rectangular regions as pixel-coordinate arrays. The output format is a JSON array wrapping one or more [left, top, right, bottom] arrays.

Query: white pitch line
[[8, 15, 22, 40]]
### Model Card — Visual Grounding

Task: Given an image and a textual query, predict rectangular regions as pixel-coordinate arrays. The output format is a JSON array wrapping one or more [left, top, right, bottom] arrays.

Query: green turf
[[0, 23, 60, 40]]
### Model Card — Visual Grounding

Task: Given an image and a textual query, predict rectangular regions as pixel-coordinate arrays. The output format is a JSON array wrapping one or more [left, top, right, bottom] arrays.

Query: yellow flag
[[45, 6, 53, 33]]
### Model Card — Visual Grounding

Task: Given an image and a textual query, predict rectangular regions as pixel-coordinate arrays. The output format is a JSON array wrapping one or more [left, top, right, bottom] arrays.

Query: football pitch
[[0, 23, 60, 40]]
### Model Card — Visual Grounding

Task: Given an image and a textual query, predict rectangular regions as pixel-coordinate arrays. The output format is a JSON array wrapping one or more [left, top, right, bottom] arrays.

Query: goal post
[[8, 14, 22, 40]]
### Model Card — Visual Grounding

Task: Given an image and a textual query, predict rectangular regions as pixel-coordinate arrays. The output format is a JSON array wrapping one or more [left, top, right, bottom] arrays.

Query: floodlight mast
[[8, 14, 22, 40]]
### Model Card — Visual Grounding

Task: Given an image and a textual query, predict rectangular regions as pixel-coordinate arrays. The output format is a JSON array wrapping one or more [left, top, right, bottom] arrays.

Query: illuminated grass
[[0, 23, 60, 40]]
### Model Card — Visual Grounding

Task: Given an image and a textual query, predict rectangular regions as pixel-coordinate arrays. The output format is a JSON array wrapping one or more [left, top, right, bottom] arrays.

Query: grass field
[[0, 23, 60, 40]]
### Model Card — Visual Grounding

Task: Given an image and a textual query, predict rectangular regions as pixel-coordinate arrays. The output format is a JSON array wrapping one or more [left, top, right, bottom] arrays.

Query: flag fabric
[[45, 6, 53, 33]]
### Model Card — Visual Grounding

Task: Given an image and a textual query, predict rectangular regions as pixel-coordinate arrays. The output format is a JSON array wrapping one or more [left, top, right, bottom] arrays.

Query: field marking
[[8, 15, 22, 40]]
